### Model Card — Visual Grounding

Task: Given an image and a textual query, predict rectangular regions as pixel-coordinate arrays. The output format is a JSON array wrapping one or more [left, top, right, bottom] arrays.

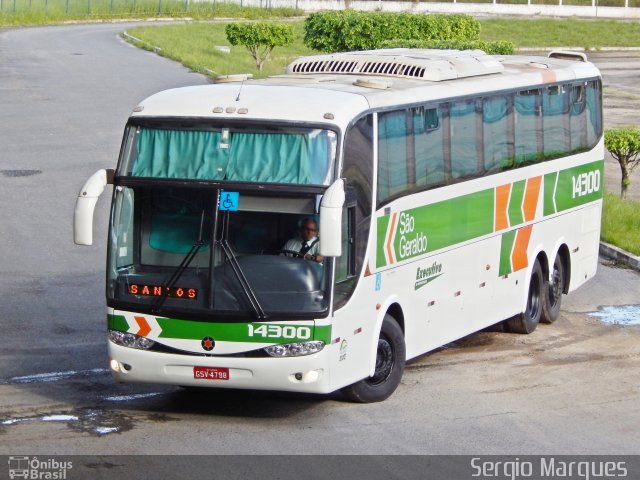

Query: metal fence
[[0, 0, 193, 15]]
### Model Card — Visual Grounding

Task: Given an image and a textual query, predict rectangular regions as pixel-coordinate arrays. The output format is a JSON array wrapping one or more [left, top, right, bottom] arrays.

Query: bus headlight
[[108, 330, 155, 350], [264, 341, 325, 357]]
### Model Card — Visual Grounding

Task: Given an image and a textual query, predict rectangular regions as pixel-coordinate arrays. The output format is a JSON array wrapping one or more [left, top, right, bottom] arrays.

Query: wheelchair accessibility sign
[[219, 192, 239, 211]]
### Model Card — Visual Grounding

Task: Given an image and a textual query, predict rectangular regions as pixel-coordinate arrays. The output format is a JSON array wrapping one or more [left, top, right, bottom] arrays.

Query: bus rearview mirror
[[319, 178, 345, 257], [74, 169, 114, 245]]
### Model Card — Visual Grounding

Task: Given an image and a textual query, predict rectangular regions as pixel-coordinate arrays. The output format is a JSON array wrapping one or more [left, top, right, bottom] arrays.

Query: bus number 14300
[[247, 324, 312, 340]]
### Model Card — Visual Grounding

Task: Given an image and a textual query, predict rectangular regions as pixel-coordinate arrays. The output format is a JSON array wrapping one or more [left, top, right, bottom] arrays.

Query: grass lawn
[[601, 193, 640, 256], [479, 18, 640, 49], [124, 17, 640, 79], [0, 2, 301, 27], [125, 21, 314, 78]]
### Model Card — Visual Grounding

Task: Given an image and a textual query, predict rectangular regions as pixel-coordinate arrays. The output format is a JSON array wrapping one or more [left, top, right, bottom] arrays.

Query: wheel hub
[[368, 337, 394, 386]]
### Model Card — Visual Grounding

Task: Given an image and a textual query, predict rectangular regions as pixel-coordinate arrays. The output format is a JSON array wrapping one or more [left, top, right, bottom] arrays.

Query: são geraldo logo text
[[397, 212, 428, 260]]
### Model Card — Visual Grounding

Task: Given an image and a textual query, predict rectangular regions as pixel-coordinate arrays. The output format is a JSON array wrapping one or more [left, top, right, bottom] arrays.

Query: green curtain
[[130, 128, 330, 185], [483, 96, 507, 123], [378, 111, 409, 201], [514, 91, 538, 116], [132, 129, 227, 180], [227, 133, 310, 184]]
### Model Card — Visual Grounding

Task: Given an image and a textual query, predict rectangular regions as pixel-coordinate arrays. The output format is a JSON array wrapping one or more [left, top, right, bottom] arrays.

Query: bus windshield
[[107, 185, 330, 318], [118, 124, 337, 186]]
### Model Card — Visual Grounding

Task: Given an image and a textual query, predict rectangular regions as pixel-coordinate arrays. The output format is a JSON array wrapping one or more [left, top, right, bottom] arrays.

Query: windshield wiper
[[151, 211, 206, 314], [218, 239, 266, 320]]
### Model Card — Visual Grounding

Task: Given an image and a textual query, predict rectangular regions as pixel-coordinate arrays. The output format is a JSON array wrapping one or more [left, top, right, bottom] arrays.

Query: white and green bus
[[75, 49, 603, 402]]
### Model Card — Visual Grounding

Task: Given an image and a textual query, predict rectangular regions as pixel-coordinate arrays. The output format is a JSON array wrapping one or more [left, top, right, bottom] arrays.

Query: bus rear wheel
[[506, 259, 543, 334], [341, 314, 405, 403], [541, 254, 564, 324]]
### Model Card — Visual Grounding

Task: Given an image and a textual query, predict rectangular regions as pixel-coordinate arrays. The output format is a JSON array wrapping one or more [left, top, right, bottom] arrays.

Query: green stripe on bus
[[375, 161, 604, 270], [508, 180, 526, 226], [376, 215, 391, 268], [415, 189, 494, 253], [108, 314, 129, 332], [544, 160, 604, 215], [499, 231, 517, 276], [543, 172, 558, 216], [107, 314, 331, 344], [377, 189, 494, 267], [552, 160, 604, 213], [158, 318, 252, 341]]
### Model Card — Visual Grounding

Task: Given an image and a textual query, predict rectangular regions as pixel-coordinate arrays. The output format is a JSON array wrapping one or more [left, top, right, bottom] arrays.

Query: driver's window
[[333, 206, 356, 310]]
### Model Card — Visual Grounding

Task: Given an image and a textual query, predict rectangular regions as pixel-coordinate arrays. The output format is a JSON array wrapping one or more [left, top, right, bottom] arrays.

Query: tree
[[604, 127, 640, 199], [225, 22, 294, 72]]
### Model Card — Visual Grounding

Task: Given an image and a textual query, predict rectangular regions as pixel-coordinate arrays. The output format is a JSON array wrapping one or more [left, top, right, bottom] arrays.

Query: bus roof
[[131, 49, 601, 130]]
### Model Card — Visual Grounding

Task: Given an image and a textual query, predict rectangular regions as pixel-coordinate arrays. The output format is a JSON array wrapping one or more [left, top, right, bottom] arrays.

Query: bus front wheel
[[341, 314, 405, 403], [506, 259, 543, 334]]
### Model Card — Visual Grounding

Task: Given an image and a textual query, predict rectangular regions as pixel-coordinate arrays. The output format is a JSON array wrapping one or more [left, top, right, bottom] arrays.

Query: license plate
[[193, 367, 229, 381]]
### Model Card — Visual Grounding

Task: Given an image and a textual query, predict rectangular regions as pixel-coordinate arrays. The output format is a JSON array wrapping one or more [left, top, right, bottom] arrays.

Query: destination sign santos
[[128, 284, 197, 300]]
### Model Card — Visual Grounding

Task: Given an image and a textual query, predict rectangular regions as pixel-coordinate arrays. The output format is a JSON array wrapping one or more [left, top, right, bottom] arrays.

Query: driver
[[282, 218, 323, 263]]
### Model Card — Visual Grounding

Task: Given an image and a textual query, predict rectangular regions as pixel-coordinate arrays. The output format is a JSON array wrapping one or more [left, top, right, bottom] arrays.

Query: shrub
[[604, 126, 640, 198], [378, 38, 514, 55], [304, 11, 480, 53], [225, 22, 294, 71]]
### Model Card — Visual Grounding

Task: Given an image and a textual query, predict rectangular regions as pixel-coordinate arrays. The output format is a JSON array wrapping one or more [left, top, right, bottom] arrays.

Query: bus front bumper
[[108, 341, 333, 394]]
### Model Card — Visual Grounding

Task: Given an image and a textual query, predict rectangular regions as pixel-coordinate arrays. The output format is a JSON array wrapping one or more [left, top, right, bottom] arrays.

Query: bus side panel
[[380, 201, 601, 363], [327, 274, 390, 392], [401, 237, 525, 360], [327, 156, 603, 390], [567, 201, 602, 292]]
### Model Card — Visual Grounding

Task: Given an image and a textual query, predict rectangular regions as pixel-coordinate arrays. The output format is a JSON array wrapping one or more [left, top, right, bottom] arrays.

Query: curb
[[599, 241, 640, 272]]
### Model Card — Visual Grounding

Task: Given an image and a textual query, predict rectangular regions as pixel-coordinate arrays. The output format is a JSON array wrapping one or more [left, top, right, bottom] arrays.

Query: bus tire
[[341, 314, 405, 403], [541, 254, 564, 324], [506, 259, 543, 334]]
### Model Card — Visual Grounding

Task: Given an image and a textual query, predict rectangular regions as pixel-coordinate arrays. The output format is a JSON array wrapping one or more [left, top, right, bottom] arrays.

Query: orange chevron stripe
[[364, 263, 372, 277], [495, 184, 511, 231], [522, 176, 542, 222], [386, 213, 397, 265], [511, 225, 533, 272], [134, 316, 151, 337]]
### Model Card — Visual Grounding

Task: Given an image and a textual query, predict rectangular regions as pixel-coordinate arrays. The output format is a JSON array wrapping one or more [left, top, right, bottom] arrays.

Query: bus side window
[[335, 206, 355, 282], [514, 88, 543, 165], [337, 115, 373, 310], [543, 85, 571, 158], [449, 99, 481, 179], [585, 80, 603, 147], [483, 95, 513, 172], [334, 205, 356, 310], [414, 106, 445, 189], [379, 106, 447, 204], [570, 83, 587, 150], [378, 110, 409, 201]]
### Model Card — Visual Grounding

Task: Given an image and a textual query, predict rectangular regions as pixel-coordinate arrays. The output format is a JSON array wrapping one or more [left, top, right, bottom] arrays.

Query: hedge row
[[303, 11, 481, 53], [379, 38, 515, 55]]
